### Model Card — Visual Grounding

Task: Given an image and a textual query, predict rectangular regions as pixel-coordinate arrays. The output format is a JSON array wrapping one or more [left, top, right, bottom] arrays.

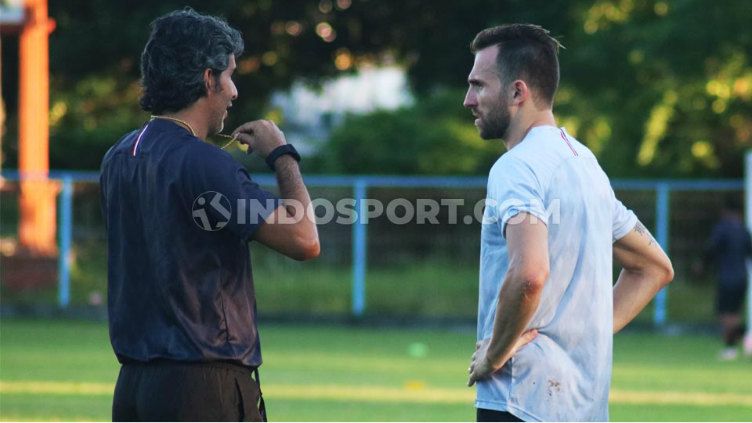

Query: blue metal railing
[[1, 170, 744, 326]]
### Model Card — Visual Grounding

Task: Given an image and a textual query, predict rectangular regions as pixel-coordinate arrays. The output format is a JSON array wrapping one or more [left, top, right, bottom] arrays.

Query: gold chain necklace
[[150, 115, 238, 150]]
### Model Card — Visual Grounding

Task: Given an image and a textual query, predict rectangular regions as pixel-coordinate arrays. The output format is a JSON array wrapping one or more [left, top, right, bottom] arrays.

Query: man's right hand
[[467, 329, 538, 387], [232, 120, 286, 159], [233, 120, 320, 261]]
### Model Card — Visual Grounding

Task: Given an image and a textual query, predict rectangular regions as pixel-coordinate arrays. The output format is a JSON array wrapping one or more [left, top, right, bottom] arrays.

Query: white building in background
[[270, 66, 413, 155]]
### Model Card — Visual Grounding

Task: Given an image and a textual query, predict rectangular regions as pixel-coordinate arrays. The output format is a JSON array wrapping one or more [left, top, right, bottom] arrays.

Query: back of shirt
[[100, 119, 278, 368], [476, 126, 637, 421]]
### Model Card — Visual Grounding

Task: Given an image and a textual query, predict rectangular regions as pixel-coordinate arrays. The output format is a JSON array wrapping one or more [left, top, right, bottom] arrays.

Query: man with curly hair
[[100, 9, 319, 421]]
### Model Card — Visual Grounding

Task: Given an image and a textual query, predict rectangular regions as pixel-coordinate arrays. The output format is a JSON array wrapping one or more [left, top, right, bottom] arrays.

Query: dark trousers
[[477, 408, 523, 422], [113, 360, 264, 422]]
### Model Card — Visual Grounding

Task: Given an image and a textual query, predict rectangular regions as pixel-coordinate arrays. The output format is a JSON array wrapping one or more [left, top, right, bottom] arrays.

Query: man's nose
[[463, 89, 476, 108]]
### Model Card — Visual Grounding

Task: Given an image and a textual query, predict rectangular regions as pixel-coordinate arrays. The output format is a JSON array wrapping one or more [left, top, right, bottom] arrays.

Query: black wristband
[[265, 144, 301, 171]]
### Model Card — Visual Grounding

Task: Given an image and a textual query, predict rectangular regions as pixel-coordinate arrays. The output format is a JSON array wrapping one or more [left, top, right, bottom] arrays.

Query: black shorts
[[717, 284, 747, 314], [113, 360, 264, 421], [477, 408, 523, 422]]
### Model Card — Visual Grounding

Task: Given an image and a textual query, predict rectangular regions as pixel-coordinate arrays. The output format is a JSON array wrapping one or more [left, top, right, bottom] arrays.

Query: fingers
[[233, 133, 255, 155], [231, 119, 287, 158], [467, 356, 491, 387], [467, 364, 485, 387], [231, 121, 258, 136], [467, 331, 539, 388], [470, 343, 484, 362], [467, 362, 479, 386], [469, 338, 487, 381], [232, 119, 278, 137], [234, 132, 253, 146]]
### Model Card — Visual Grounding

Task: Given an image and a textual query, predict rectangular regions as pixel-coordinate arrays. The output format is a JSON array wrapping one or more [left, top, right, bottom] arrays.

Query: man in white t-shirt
[[463, 24, 674, 422]]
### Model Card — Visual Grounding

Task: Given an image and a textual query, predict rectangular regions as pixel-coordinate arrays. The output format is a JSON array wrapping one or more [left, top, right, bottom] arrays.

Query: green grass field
[[0, 319, 750, 421]]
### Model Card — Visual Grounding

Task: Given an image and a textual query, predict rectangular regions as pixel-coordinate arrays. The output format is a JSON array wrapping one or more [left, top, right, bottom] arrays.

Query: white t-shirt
[[476, 125, 637, 421]]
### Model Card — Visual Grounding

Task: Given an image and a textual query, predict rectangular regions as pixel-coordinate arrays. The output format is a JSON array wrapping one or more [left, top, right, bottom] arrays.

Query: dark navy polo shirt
[[100, 119, 278, 367]]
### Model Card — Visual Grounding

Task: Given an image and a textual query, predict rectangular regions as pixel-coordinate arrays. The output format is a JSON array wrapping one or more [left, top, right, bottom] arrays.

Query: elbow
[[304, 239, 321, 260], [642, 257, 674, 288], [517, 267, 549, 297], [659, 258, 674, 287], [291, 236, 320, 261]]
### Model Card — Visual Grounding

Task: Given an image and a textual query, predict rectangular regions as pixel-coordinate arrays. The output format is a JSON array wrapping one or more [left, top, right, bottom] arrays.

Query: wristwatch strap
[[265, 144, 301, 171]]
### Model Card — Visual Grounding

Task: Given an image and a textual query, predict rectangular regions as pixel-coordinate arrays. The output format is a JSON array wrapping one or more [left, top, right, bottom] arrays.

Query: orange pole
[[18, 0, 58, 255]]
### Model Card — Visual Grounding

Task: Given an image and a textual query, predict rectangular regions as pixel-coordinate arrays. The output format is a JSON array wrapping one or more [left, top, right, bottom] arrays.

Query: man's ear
[[203, 69, 215, 94], [510, 80, 529, 106]]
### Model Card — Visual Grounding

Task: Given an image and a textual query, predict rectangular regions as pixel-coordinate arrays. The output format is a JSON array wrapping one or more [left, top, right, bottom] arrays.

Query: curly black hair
[[139, 8, 244, 114]]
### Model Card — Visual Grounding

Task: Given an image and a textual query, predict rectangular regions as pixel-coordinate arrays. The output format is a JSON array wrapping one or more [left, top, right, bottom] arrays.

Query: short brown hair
[[470, 24, 562, 106]]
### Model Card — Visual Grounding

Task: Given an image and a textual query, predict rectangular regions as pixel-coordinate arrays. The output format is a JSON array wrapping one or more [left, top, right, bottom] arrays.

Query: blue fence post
[[58, 176, 73, 309], [653, 183, 670, 327], [352, 179, 368, 318]]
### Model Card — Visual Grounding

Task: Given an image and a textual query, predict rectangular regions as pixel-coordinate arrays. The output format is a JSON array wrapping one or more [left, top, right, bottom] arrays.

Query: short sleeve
[[488, 157, 548, 238], [184, 147, 280, 242], [224, 168, 281, 241], [612, 195, 637, 242]]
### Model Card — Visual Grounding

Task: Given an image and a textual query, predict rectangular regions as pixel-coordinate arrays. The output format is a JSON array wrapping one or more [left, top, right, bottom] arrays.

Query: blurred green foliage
[[322, 89, 504, 175], [1, 0, 750, 176]]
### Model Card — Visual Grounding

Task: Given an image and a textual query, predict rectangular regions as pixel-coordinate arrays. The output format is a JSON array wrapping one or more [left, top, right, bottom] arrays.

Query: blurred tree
[[556, 0, 752, 178], [0, 0, 749, 176], [322, 89, 502, 175], [321, 0, 752, 177]]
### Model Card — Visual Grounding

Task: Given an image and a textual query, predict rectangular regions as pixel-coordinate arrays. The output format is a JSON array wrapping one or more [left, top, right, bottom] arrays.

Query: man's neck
[[503, 110, 557, 150], [158, 107, 209, 140]]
